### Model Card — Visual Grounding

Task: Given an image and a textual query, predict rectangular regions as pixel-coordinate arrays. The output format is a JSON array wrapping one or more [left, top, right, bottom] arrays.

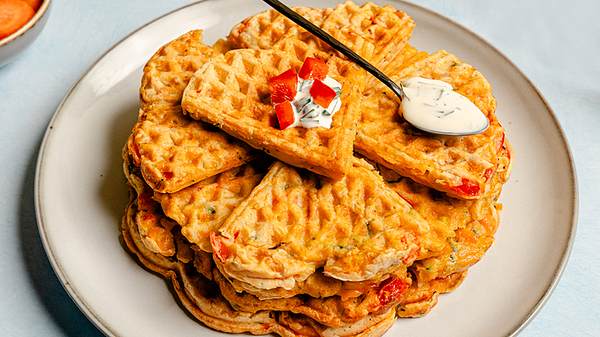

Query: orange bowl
[[0, 0, 51, 67]]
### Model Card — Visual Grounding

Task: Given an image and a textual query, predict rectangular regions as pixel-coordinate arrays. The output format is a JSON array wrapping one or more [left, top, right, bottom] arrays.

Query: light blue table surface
[[0, 0, 598, 336]]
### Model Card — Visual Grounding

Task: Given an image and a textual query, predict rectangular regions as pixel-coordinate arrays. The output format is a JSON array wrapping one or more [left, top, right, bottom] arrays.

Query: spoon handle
[[261, 0, 405, 99]]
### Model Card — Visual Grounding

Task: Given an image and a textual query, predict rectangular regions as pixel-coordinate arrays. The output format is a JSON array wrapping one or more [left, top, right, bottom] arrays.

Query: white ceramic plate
[[35, 1, 577, 336]]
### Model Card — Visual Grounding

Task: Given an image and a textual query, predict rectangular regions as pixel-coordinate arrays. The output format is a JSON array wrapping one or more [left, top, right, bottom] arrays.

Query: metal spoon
[[261, 0, 489, 136]]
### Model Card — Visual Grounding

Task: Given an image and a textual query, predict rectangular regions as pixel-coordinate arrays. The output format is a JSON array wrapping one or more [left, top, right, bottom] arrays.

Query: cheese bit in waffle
[[356, 49, 506, 199], [210, 159, 432, 292], [154, 162, 266, 253], [182, 42, 366, 179], [130, 30, 253, 193]]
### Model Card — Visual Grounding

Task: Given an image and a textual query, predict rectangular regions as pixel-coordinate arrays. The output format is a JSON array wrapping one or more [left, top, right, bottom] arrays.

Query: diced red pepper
[[137, 191, 161, 214], [378, 277, 409, 307], [130, 141, 141, 164], [269, 69, 297, 104], [210, 232, 231, 261], [400, 195, 415, 208], [298, 57, 328, 80], [163, 171, 174, 180], [451, 178, 481, 197], [497, 132, 506, 151], [483, 168, 494, 182], [275, 101, 296, 130], [141, 212, 155, 222], [310, 79, 337, 108]]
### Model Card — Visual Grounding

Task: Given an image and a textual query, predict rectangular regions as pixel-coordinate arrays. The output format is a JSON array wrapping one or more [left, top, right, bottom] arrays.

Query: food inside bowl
[[0, 0, 42, 40]]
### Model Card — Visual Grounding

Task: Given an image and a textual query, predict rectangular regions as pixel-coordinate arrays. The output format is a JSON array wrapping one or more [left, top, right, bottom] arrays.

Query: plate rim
[[33, 1, 578, 336]]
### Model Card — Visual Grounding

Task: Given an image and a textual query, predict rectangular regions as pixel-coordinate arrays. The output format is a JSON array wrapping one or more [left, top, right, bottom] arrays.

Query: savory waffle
[[356, 50, 506, 200], [125, 141, 418, 334], [228, 1, 415, 72], [213, 267, 411, 328], [402, 138, 512, 283], [123, 146, 177, 257], [121, 195, 401, 337], [228, 7, 328, 50], [396, 271, 466, 318], [213, 265, 379, 300], [277, 309, 396, 337], [121, 196, 291, 335], [211, 159, 433, 290], [182, 41, 366, 179], [139, 30, 216, 108], [129, 30, 253, 193], [320, 1, 415, 70], [154, 162, 266, 252]]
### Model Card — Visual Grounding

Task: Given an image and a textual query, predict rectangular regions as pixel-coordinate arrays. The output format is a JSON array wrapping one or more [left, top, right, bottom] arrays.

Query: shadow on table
[[18, 143, 103, 337]]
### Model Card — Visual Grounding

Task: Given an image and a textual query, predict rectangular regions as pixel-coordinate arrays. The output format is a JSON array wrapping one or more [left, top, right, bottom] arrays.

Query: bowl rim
[[0, 0, 51, 47]]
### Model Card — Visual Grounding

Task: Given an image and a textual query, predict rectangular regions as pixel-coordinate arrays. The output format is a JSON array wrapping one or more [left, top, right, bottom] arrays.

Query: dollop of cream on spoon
[[400, 77, 489, 135]]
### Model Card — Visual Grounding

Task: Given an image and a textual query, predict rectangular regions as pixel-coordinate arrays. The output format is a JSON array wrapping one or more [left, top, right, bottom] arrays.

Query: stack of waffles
[[121, 2, 512, 336]]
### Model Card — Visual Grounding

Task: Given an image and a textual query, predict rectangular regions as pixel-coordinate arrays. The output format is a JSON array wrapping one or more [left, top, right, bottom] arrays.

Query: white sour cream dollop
[[400, 77, 488, 135], [288, 76, 342, 129]]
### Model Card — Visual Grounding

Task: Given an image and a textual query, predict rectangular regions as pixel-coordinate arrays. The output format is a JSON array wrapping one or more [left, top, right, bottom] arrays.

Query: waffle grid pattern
[[129, 30, 253, 193], [182, 42, 364, 179], [356, 50, 505, 199]]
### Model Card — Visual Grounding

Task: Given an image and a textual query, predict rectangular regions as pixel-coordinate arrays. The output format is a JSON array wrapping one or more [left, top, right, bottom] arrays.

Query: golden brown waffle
[[124, 147, 417, 335], [121, 196, 403, 337], [213, 267, 410, 328], [356, 50, 506, 200], [125, 146, 261, 256], [366, 44, 430, 89], [228, 7, 328, 50], [222, 270, 344, 300], [211, 159, 433, 291], [182, 41, 366, 179], [140, 30, 216, 108], [278, 309, 396, 337], [320, 1, 415, 69], [228, 2, 415, 71], [399, 138, 512, 283], [154, 162, 266, 252], [121, 197, 294, 336], [130, 30, 253, 193], [392, 177, 499, 282], [123, 148, 177, 257], [215, 265, 388, 301], [396, 271, 466, 318]]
